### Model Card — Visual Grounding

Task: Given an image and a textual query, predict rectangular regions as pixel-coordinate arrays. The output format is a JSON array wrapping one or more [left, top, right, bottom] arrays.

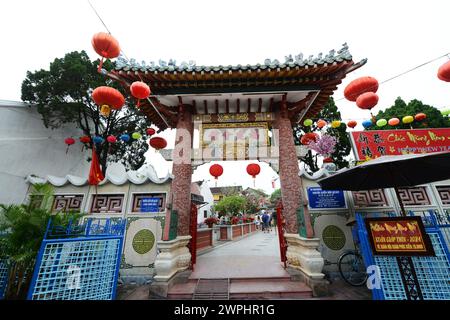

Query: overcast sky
[[1, 0, 449, 194]]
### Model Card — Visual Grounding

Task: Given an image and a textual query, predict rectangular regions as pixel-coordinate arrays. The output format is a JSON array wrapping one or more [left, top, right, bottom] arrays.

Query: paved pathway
[[190, 228, 288, 279]]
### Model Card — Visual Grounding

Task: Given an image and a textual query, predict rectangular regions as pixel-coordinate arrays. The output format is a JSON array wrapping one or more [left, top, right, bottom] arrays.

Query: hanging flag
[[88, 147, 104, 185]]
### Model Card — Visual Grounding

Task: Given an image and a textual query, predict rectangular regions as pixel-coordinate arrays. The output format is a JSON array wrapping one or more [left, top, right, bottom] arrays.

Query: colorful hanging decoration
[[91, 32, 120, 71], [107, 135, 117, 143], [64, 137, 75, 154], [120, 134, 130, 142], [132, 132, 142, 140], [93, 136, 104, 144], [246, 163, 261, 186], [317, 119, 327, 128], [130, 81, 151, 107], [344, 76, 379, 101], [356, 92, 379, 110], [402, 115, 414, 124], [80, 136, 91, 144], [437, 60, 450, 82], [331, 120, 341, 128], [388, 118, 400, 126], [347, 120, 357, 128], [323, 157, 333, 163], [209, 164, 223, 186], [300, 132, 319, 145], [149, 137, 167, 150], [146, 128, 156, 136], [414, 113, 427, 121], [92, 86, 125, 111], [362, 119, 373, 129], [88, 146, 104, 186], [376, 119, 387, 127], [303, 119, 313, 126], [100, 104, 111, 117]]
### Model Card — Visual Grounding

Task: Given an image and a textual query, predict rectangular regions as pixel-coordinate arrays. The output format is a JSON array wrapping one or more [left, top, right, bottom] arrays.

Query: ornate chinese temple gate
[[107, 44, 365, 296]]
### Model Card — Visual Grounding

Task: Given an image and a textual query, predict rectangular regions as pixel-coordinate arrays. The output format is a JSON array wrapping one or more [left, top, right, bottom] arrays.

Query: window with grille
[[132, 193, 166, 212], [90, 194, 124, 213]]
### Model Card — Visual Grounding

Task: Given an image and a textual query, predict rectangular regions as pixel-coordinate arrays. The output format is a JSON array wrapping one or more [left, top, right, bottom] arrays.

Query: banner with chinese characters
[[350, 128, 450, 161], [364, 217, 435, 256]]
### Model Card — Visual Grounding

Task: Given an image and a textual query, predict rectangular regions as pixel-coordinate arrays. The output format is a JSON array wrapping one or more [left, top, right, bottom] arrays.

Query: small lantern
[[64, 137, 75, 154]]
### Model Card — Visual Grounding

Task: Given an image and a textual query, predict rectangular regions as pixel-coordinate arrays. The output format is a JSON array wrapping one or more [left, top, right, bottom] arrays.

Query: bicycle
[[321, 220, 368, 287], [338, 219, 368, 286]]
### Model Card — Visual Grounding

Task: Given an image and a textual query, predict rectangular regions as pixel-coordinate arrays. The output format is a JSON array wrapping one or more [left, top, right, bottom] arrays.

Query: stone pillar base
[[284, 233, 329, 297], [149, 270, 192, 299], [153, 235, 192, 282]]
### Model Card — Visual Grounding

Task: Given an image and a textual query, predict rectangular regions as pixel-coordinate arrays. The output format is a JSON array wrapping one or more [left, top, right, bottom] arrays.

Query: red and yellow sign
[[365, 217, 435, 256], [350, 128, 450, 161]]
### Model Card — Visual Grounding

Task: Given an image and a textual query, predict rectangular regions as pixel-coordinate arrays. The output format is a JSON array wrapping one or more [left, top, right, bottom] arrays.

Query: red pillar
[[275, 101, 314, 238], [171, 107, 193, 236]]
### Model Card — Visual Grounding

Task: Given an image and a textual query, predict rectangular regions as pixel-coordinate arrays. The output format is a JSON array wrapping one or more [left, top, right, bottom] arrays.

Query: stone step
[[167, 277, 313, 300]]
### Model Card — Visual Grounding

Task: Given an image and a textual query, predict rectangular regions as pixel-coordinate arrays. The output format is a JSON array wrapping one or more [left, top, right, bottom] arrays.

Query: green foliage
[[213, 195, 246, 217], [21, 51, 154, 174], [0, 183, 84, 299], [270, 188, 282, 205], [293, 97, 351, 173], [369, 97, 450, 130]]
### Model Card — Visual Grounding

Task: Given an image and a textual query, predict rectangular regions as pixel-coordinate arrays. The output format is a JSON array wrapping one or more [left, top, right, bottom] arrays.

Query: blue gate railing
[[27, 218, 126, 300], [0, 260, 8, 300], [356, 210, 450, 300]]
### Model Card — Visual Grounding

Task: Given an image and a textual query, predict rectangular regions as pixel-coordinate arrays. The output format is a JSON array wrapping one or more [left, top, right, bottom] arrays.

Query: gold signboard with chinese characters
[[199, 122, 270, 160]]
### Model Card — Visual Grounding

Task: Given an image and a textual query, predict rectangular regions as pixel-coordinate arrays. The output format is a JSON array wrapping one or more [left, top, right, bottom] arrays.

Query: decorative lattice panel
[[353, 189, 389, 207], [436, 186, 450, 206], [28, 218, 125, 300], [0, 260, 8, 300], [322, 225, 346, 251], [52, 195, 84, 212], [90, 194, 124, 213], [398, 187, 431, 206]]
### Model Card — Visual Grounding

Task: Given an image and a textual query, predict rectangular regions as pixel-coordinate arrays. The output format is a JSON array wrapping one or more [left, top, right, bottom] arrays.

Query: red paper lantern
[[246, 163, 261, 179], [64, 137, 75, 154], [323, 157, 333, 163], [344, 76, 379, 102], [347, 120, 357, 128], [388, 118, 400, 126], [146, 128, 156, 136], [92, 86, 125, 110], [356, 92, 379, 110], [92, 32, 120, 59], [437, 60, 450, 82], [107, 135, 117, 143], [65, 138, 75, 145], [130, 81, 151, 107], [149, 137, 167, 150], [300, 132, 319, 145], [317, 119, 327, 128], [209, 164, 223, 180], [415, 113, 427, 121], [80, 136, 91, 143]]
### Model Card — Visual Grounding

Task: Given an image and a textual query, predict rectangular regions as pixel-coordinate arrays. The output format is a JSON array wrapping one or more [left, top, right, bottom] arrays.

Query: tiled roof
[[114, 43, 353, 73]]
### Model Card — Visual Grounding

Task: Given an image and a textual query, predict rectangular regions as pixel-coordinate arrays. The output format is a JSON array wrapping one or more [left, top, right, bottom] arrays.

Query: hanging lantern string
[[336, 52, 450, 102], [87, 0, 170, 128]]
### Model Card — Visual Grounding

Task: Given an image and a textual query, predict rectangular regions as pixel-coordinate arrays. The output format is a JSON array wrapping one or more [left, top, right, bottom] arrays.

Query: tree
[[0, 183, 83, 299], [21, 51, 154, 175], [369, 97, 450, 130], [269, 188, 282, 205], [213, 195, 246, 217], [293, 97, 352, 173]]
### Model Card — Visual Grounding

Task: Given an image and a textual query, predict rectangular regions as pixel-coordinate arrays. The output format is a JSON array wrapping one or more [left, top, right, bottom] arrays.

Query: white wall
[[198, 181, 215, 224], [0, 101, 89, 204]]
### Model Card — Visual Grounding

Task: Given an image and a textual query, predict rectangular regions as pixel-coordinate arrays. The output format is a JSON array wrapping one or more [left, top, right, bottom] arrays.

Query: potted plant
[[231, 216, 240, 225], [204, 217, 219, 228]]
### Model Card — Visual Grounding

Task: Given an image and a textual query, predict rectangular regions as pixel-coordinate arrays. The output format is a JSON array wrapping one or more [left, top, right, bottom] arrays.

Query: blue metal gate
[[27, 218, 126, 300], [0, 260, 8, 300], [356, 210, 450, 300]]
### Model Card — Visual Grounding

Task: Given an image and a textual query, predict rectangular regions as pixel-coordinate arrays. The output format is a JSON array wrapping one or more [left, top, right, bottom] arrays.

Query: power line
[[86, 0, 170, 128], [335, 52, 450, 102]]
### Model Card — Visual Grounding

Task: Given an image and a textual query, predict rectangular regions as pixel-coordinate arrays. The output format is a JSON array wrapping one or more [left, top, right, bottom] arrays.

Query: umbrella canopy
[[317, 151, 450, 191]]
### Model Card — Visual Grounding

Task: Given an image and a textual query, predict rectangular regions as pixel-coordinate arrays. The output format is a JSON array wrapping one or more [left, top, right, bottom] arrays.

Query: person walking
[[255, 215, 261, 230], [261, 211, 270, 233]]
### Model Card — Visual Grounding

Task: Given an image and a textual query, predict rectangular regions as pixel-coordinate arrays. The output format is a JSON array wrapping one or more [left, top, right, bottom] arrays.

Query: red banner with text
[[350, 128, 450, 161]]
